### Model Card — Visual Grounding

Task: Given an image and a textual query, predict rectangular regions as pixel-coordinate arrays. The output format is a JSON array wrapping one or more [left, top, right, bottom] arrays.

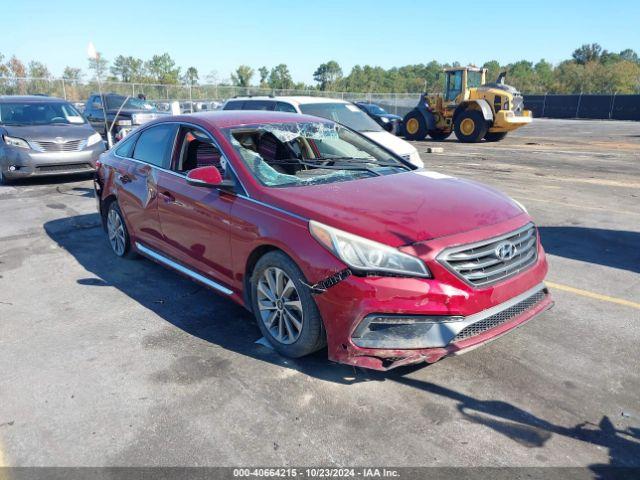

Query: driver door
[[155, 124, 236, 287], [445, 71, 463, 102]]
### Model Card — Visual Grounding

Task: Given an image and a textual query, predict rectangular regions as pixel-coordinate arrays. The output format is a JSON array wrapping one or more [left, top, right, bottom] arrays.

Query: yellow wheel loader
[[403, 66, 532, 143]]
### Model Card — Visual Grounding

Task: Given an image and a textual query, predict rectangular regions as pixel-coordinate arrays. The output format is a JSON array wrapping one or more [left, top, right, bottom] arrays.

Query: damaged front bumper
[[351, 283, 547, 350], [311, 238, 551, 371]]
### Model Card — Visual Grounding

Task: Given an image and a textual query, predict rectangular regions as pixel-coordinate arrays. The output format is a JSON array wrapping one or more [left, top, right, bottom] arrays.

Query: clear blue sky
[[3, 0, 639, 83]]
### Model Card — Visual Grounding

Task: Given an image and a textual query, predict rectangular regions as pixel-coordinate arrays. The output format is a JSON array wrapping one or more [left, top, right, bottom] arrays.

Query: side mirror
[[186, 166, 235, 191], [92, 102, 103, 110]]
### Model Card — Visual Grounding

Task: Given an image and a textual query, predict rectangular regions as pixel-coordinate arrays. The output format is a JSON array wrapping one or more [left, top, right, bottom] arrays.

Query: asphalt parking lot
[[0, 118, 638, 469]]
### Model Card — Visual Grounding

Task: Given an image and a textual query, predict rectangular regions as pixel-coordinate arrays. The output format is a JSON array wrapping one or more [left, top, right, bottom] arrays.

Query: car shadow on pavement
[[538, 226, 640, 274], [44, 213, 640, 473], [389, 375, 640, 475], [3, 172, 94, 187]]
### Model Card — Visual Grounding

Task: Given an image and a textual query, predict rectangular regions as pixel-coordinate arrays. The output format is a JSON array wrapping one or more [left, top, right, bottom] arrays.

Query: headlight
[[3, 135, 30, 149], [513, 199, 528, 214], [116, 119, 133, 126], [87, 132, 102, 146], [309, 220, 430, 278], [380, 117, 390, 123]]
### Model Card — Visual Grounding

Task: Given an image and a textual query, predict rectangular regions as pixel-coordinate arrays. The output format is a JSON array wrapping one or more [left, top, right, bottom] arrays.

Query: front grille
[[438, 223, 538, 287], [31, 139, 86, 152], [36, 163, 93, 173], [453, 289, 547, 341]]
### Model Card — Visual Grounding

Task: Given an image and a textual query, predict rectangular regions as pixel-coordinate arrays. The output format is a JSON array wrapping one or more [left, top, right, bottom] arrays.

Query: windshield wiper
[[268, 158, 382, 177], [308, 156, 409, 170]]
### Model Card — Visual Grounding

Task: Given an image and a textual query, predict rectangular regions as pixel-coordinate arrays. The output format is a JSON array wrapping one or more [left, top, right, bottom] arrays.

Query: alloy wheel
[[256, 267, 304, 345], [107, 207, 126, 256]]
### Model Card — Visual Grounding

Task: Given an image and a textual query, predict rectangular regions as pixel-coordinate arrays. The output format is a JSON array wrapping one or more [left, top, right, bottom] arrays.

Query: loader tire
[[403, 111, 428, 140], [454, 110, 488, 143], [484, 131, 508, 142]]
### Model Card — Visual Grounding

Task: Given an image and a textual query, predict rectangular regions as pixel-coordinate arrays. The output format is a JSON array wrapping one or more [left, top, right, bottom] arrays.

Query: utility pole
[[88, 42, 112, 148]]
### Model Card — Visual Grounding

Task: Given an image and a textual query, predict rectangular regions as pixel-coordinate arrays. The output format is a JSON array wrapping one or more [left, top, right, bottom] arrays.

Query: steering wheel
[[50, 117, 66, 123]]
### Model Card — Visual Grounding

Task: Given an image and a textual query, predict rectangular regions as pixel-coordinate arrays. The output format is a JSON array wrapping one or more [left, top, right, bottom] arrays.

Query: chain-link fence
[[5, 76, 638, 120], [0, 76, 421, 114]]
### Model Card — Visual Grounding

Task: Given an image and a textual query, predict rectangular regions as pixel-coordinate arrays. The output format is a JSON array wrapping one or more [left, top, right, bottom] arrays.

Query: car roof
[[155, 110, 334, 129], [0, 95, 68, 103], [228, 95, 349, 106]]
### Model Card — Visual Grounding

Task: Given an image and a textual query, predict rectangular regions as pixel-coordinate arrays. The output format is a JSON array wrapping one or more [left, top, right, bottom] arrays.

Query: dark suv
[[84, 93, 167, 142]]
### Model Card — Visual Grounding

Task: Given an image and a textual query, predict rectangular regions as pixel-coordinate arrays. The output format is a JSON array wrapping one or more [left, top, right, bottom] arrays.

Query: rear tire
[[454, 110, 488, 143], [105, 201, 137, 259], [251, 251, 326, 358], [484, 131, 508, 142], [428, 130, 452, 141], [403, 110, 428, 140]]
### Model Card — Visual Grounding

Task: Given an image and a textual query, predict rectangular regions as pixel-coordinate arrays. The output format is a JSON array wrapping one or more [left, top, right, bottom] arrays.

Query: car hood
[[261, 169, 525, 247], [362, 130, 416, 156], [1, 123, 95, 142]]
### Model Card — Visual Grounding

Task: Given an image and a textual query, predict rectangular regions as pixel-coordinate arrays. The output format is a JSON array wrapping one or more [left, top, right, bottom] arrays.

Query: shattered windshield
[[223, 121, 412, 188]]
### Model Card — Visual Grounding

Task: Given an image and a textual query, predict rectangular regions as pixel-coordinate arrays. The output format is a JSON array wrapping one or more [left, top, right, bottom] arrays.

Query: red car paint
[[95, 111, 552, 370]]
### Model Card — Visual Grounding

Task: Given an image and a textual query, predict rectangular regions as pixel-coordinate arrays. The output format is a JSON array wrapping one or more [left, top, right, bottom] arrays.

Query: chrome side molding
[[135, 242, 233, 295]]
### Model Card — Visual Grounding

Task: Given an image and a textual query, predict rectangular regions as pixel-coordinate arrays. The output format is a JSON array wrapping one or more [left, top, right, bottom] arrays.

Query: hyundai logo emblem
[[54, 137, 65, 144], [495, 241, 517, 261]]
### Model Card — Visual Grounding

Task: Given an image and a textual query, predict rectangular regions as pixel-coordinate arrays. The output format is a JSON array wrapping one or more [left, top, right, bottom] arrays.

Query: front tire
[[0, 171, 13, 185], [105, 201, 137, 259], [403, 110, 428, 140], [454, 110, 488, 143], [484, 131, 508, 142], [251, 251, 326, 358]]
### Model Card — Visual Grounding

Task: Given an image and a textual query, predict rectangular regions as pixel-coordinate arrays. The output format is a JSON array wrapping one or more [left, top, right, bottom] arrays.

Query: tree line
[[1, 43, 638, 94]]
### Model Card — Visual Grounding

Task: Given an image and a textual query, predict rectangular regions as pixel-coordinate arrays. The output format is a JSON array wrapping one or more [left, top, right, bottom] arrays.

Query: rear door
[[155, 124, 237, 287], [115, 123, 178, 251]]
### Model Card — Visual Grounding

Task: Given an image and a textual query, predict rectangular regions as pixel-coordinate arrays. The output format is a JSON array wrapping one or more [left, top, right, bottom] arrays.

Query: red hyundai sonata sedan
[[94, 111, 553, 370]]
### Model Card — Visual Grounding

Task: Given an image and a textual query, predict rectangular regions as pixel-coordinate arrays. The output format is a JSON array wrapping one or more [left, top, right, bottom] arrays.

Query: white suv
[[222, 96, 423, 168]]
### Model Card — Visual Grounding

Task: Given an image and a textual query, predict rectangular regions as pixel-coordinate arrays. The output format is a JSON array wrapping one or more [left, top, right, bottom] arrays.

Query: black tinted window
[[133, 124, 177, 168], [224, 100, 244, 110], [275, 102, 297, 113], [114, 133, 138, 158], [242, 100, 275, 111]]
